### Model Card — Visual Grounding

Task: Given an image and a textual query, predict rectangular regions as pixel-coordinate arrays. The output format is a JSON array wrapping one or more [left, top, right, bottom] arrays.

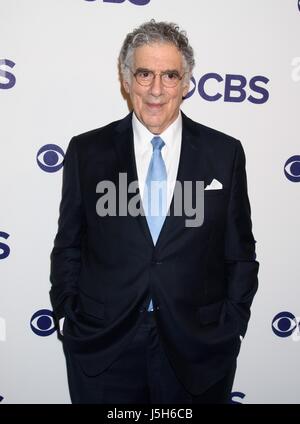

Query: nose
[[149, 73, 164, 96]]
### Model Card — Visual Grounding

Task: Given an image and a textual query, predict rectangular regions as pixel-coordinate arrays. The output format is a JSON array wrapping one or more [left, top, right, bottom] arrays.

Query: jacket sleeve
[[224, 140, 259, 337], [49, 137, 85, 320]]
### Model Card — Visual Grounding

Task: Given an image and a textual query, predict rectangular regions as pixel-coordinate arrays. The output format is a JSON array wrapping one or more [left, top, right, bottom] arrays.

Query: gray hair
[[119, 19, 195, 84]]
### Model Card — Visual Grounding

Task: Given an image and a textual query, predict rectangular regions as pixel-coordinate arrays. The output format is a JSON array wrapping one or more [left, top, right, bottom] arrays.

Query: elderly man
[[50, 20, 259, 404]]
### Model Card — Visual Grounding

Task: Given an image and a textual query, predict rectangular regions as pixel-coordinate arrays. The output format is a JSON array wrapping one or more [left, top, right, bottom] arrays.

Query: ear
[[182, 80, 190, 98], [123, 79, 130, 94]]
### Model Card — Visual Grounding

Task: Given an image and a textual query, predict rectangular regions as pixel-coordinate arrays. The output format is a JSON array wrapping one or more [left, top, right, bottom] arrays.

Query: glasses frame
[[127, 66, 187, 88]]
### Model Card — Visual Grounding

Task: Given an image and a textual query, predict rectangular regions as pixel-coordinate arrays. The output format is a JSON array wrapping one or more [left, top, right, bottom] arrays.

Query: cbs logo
[[30, 309, 57, 337], [84, 0, 150, 5], [0, 232, 10, 260], [185, 73, 269, 104], [272, 312, 300, 340], [231, 391, 246, 404], [284, 155, 300, 182], [36, 144, 65, 173], [0, 59, 16, 90]]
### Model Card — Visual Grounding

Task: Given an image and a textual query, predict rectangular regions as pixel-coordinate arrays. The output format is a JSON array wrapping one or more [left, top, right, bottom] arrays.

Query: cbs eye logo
[[272, 312, 299, 338], [30, 309, 56, 336], [284, 155, 300, 182], [231, 391, 246, 404], [84, 0, 150, 5], [36, 144, 65, 173]]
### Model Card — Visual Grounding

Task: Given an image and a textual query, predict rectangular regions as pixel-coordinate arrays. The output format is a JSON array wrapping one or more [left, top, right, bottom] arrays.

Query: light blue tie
[[144, 136, 167, 311]]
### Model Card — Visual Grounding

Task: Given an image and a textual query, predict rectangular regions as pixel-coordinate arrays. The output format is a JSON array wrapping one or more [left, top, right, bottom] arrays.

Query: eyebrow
[[135, 67, 181, 74]]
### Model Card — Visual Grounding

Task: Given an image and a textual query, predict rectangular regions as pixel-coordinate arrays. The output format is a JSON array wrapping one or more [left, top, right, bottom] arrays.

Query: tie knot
[[151, 136, 165, 151]]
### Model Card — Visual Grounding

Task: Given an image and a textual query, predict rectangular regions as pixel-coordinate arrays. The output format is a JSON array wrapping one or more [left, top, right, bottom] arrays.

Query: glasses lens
[[161, 72, 180, 87], [135, 70, 154, 85]]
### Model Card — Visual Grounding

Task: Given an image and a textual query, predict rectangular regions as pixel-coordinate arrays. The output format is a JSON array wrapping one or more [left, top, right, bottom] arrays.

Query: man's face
[[123, 43, 189, 134]]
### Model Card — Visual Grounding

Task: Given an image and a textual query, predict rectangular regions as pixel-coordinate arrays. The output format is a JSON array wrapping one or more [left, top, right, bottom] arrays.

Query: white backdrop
[[1, 0, 300, 404]]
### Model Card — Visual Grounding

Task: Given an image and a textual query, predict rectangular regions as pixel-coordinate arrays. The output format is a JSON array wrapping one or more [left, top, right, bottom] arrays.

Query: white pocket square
[[204, 179, 223, 190]]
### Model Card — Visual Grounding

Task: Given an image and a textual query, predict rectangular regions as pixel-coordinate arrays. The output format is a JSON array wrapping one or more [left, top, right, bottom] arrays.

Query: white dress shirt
[[132, 111, 182, 213]]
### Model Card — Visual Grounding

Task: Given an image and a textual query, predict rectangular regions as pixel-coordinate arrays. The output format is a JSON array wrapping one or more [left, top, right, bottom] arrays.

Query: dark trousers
[[63, 312, 236, 404]]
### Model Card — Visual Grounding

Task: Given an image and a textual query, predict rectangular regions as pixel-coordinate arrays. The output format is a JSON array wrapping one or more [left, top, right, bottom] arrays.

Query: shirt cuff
[[59, 317, 65, 336]]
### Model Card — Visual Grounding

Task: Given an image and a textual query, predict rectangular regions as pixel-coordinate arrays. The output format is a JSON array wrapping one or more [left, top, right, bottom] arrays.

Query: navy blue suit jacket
[[50, 111, 259, 395]]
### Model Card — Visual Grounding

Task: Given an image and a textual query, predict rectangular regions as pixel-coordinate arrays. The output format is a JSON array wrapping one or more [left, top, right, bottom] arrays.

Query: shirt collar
[[132, 111, 182, 154]]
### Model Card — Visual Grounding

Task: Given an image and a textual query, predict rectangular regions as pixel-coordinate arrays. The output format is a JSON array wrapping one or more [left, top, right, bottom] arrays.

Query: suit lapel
[[112, 113, 154, 247], [155, 113, 211, 249]]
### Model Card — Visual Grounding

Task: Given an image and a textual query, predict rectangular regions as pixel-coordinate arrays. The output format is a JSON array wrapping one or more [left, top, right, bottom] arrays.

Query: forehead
[[132, 42, 183, 70]]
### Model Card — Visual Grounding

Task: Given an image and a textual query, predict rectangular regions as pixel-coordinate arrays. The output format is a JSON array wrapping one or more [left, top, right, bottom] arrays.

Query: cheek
[[132, 94, 144, 109], [131, 89, 144, 104], [169, 93, 184, 108]]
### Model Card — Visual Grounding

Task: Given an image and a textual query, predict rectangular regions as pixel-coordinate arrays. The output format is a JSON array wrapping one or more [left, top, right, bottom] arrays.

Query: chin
[[146, 122, 164, 133], [146, 118, 163, 126]]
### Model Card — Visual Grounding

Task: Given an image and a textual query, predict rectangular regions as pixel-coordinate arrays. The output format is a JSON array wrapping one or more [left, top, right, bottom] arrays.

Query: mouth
[[146, 103, 164, 110]]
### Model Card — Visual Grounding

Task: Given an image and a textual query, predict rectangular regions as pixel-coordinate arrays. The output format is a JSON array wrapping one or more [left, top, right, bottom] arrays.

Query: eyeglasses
[[129, 67, 186, 88]]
